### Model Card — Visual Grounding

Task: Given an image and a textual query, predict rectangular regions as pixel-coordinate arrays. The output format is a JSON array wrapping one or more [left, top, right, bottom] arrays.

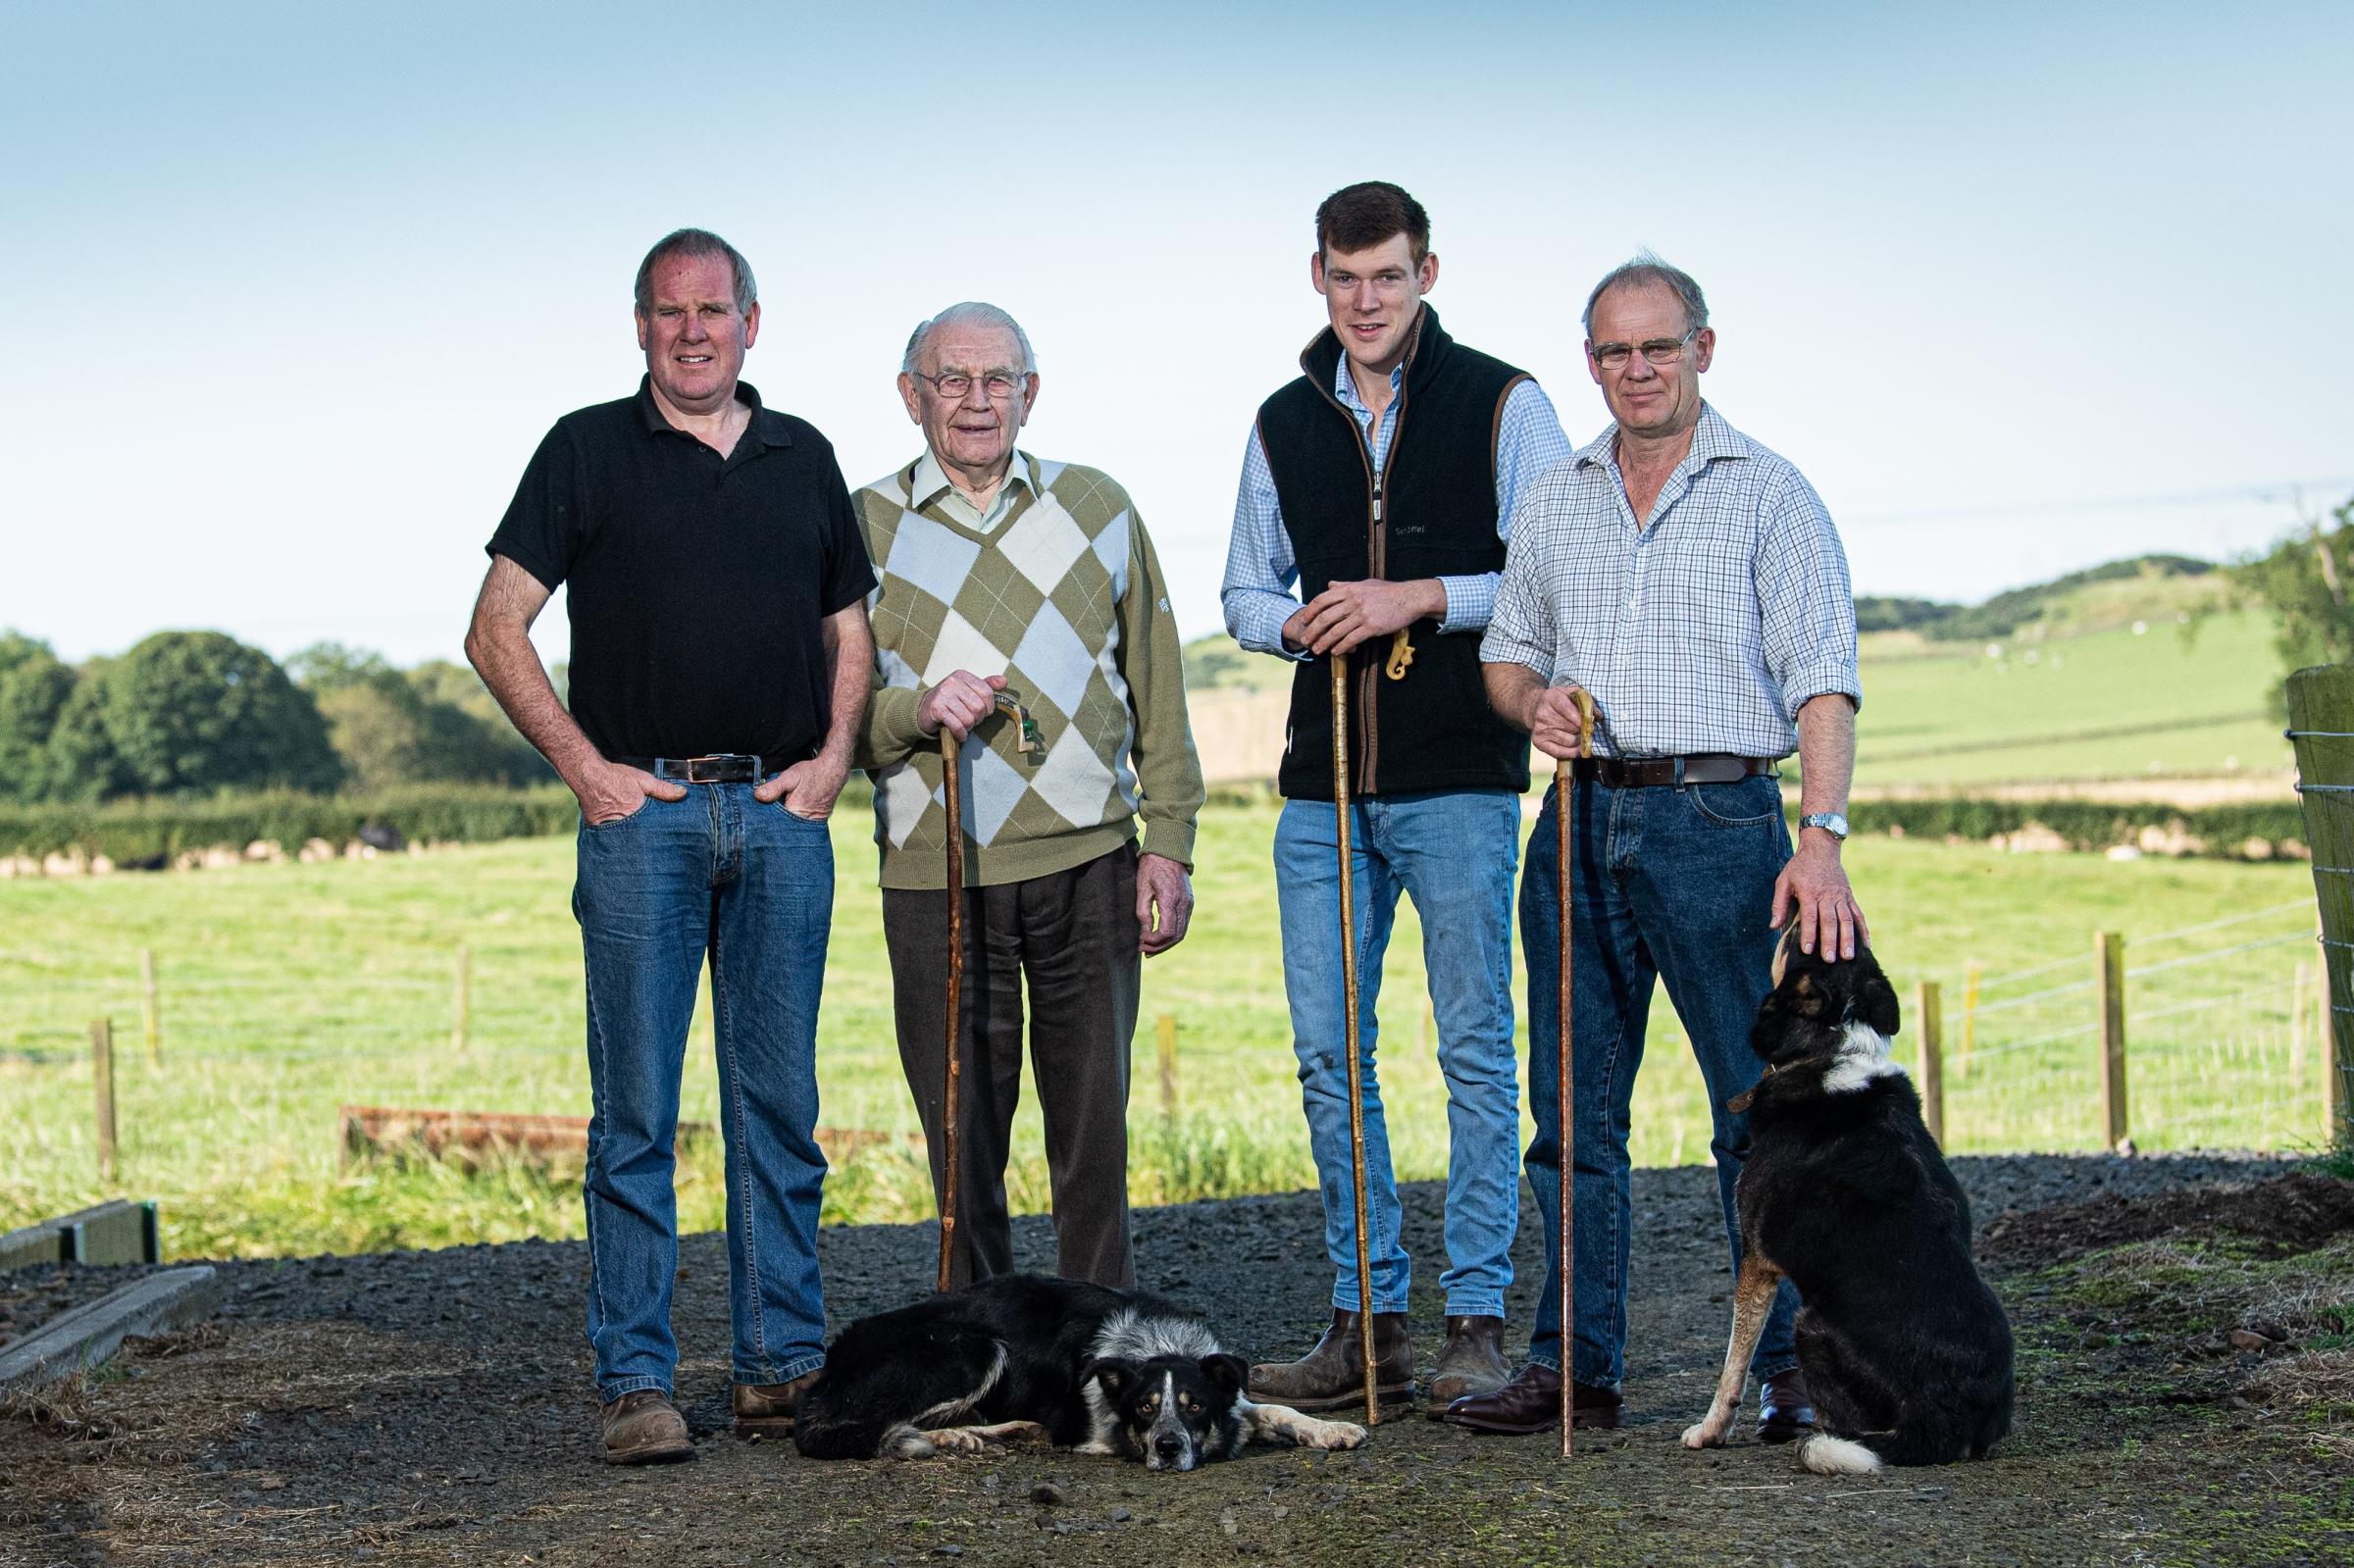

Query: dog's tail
[[1799, 1433, 1886, 1476]]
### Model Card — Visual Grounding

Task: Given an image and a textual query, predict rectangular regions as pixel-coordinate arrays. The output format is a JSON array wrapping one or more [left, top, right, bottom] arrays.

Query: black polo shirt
[[487, 377, 876, 765]]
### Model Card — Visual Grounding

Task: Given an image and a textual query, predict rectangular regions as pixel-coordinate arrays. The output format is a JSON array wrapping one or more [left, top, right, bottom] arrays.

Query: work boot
[[1423, 1315, 1510, 1416], [1247, 1308, 1414, 1411], [600, 1390, 692, 1464], [1442, 1363, 1623, 1434], [733, 1369, 823, 1436], [1757, 1367, 1817, 1443]]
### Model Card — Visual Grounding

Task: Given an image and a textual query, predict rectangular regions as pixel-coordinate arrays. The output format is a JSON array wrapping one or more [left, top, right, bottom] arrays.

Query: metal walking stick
[[936, 724, 965, 1293], [1329, 653, 1380, 1424], [1557, 686, 1594, 1458]]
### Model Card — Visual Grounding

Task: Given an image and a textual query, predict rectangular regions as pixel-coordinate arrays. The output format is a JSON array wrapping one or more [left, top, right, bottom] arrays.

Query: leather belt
[[1570, 754, 1777, 788], [613, 754, 793, 784]]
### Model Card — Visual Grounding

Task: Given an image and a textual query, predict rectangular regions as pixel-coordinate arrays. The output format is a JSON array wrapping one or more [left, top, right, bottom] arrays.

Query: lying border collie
[[1681, 932, 2014, 1475], [793, 1274, 1368, 1471]]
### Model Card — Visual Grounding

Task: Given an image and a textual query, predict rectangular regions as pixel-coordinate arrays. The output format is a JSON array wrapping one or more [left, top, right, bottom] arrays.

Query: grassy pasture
[[0, 805, 2323, 1260]]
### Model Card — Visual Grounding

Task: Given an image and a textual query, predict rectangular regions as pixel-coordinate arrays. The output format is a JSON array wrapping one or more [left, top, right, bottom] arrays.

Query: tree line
[[0, 631, 550, 802]]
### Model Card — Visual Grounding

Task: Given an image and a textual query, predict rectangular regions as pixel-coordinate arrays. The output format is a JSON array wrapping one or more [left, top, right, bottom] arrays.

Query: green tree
[[102, 632, 341, 795], [41, 659, 134, 801], [286, 640, 397, 694], [0, 643, 75, 801], [2230, 493, 2354, 671]]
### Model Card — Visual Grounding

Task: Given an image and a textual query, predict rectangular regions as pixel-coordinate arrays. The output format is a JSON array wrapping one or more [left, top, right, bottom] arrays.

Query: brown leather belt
[[1570, 753, 1777, 788]]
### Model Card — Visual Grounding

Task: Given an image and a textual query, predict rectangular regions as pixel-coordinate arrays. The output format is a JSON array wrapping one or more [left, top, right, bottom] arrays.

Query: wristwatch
[[1798, 811, 1850, 840]]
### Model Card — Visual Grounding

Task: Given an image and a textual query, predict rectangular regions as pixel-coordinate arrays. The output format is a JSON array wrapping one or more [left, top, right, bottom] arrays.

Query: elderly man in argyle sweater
[[854, 301, 1205, 1289]]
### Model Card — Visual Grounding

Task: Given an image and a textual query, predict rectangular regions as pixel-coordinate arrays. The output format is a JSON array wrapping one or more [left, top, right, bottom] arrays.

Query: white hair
[[900, 302, 1037, 377]]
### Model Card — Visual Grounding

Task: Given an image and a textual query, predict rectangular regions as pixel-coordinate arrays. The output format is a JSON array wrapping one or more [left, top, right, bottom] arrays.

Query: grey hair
[[1581, 251, 1708, 337], [900, 302, 1038, 378], [634, 228, 757, 316]]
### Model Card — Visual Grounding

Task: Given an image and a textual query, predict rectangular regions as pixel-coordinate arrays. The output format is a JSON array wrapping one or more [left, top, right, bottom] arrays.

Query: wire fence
[[1936, 900, 2328, 1154]]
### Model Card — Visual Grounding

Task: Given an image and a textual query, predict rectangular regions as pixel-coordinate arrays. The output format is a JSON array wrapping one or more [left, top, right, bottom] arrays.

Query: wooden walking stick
[[1330, 653, 1380, 1424], [1557, 685, 1594, 1458], [936, 725, 965, 1293]]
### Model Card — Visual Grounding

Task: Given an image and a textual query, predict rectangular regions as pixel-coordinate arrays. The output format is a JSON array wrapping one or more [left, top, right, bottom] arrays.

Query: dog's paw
[[1680, 1419, 1729, 1450], [1301, 1418, 1367, 1450], [926, 1428, 987, 1455]]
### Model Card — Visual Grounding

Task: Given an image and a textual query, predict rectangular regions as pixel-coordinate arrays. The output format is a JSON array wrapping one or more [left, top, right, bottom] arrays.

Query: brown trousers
[[882, 842, 1141, 1289]]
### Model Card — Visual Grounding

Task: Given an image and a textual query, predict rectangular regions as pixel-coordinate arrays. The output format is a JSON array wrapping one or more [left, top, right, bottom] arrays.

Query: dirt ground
[[5, 1153, 2350, 1568]]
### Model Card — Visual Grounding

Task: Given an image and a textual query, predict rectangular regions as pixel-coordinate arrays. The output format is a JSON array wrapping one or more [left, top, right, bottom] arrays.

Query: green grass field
[[1849, 608, 2288, 787], [0, 806, 2324, 1260]]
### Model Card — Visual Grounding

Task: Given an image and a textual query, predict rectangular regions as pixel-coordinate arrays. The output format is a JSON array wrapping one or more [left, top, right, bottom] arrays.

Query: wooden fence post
[[1156, 1014, 1178, 1120], [452, 942, 471, 1054], [91, 1018, 118, 1183], [2287, 664, 2354, 1151], [1915, 981, 1944, 1147], [1958, 959, 1981, 1080], [140, 947, 162, 1066], [2096, 932, 2128, 1152], [2289, 960, 2310, 1081]]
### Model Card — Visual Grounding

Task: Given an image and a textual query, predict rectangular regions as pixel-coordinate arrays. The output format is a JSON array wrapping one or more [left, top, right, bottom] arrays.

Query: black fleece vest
[[1255, 306, 1533, 800]]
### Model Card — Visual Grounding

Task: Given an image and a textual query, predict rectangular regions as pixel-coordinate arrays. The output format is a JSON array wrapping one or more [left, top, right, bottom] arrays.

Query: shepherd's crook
[[1329, 654, 1379, 1424], [1557, 685, 1594, 1457], [936, 725, 965, 1293]]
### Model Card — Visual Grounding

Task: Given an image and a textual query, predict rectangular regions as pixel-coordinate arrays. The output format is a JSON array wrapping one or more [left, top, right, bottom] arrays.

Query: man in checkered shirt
[[1446, 255, 1866, 1442]]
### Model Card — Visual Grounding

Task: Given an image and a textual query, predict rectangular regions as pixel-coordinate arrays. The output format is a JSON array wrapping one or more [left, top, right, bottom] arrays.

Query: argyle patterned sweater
[[853, 451, 1204, 890]]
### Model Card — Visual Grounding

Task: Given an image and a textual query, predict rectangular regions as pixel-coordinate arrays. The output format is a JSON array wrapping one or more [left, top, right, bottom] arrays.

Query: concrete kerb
[[0, 1267, 223, 1391]]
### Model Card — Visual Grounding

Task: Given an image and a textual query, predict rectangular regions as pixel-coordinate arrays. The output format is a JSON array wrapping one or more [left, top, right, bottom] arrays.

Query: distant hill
[[1855, 553, 2217, 642]]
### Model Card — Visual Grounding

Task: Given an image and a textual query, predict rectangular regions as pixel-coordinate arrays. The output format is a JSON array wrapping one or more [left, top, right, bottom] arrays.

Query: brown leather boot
[[1423, 1315, 1510, 1415], [1756, 1367, 1817, 1443], [733, 1369, 823, 1436], [600, 1390, 693, 1464], [1247, 1308, 1414, 1412], [1442, 1363, 1623, 1434]]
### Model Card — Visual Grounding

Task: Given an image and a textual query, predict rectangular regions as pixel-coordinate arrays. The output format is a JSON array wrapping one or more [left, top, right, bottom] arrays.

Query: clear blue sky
[[4, 1, 2349, 667]]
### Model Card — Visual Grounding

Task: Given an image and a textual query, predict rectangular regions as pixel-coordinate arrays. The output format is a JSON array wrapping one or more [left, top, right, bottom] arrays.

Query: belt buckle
[[683, 753, 747, 784]]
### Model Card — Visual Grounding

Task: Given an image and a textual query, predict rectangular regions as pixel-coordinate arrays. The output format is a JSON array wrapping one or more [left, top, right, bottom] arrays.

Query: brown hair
[[1314, 181, 1430, 265]]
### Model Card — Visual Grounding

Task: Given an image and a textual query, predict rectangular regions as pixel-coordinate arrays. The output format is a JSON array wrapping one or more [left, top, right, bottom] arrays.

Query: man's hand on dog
[[919, 671, 1009, 739], [1137, 853, 1193, 955], [1771, 834, 1868, 959], [573, 757, 689, 827]]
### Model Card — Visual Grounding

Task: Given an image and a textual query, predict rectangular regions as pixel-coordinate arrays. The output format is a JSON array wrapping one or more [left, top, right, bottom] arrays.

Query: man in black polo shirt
[[466, 228, 875, 1465]]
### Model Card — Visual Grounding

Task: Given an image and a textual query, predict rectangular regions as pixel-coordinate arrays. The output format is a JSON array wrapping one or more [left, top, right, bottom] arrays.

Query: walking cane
[[936, 725, 965, 1293], [1557, 686, 1594, 1458], [1329, 653, 1380, 1425]]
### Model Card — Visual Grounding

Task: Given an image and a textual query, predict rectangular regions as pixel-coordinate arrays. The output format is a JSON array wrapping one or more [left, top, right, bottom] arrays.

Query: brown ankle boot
[[1423, 1315, 1510, 1415], [599, 1390, 693, 1464], [732, 1369, 822, 1436], [1247, 1308, 1414, 1412]]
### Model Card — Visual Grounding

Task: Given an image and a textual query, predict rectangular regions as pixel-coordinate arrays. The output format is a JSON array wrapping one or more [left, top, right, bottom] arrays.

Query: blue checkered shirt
[[1220, 352, 1572, 658], [1480, 403, 1861, 759]]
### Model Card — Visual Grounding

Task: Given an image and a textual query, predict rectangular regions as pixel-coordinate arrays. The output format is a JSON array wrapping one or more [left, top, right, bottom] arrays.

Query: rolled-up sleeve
[[1120, 513, 1207, 870], [1754, 467, 1862, 717], [1479, 485, 1560, 679]]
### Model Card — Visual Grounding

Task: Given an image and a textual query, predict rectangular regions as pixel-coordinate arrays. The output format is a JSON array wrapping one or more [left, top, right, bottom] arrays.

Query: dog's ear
[[1858, 967, 1901, 1037], [1199, 1353, 1248, 1394], [1085, 1358, 1138, 1400]]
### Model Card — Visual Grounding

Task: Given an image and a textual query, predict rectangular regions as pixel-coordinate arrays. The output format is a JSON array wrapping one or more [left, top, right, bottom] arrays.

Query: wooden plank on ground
[[338, 1105, 713, 1167], [0, 1266, 220, 1389]]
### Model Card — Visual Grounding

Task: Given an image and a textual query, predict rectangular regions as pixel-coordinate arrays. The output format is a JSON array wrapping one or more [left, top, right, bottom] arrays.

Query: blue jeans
[[1273, 790, 1521, 1317], [1520, 772, 1799, 1391], [574, 784, 833, 1401]]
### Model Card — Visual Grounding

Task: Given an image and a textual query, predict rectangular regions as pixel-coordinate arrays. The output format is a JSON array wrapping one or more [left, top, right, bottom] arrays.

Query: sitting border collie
[[1681, 932, 2014, 1475], [793, 1274, 1368, 1471]]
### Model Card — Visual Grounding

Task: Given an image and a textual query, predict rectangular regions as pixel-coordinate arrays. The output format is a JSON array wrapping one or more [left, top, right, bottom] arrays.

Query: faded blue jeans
[[574, 784, 832, 1402], [1521, 771, 1800, 1391], [1273, 789, 1522, 1318]]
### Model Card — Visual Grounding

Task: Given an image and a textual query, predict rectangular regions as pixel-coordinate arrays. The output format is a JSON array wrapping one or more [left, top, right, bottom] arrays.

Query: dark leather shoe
[[1757, 1368, 1817, 1443], [1443, 1363, 1622, 1434], [600, 1390, 692, 1464], [733, 1369, 822, 1436], [1247, 1308, 1414, 1411], [1423, 1315, 1510, 1416]]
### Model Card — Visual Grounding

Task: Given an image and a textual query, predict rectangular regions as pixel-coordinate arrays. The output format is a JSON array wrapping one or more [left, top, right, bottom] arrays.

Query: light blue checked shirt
[[1220, 348, 1573, 659], [1480, 402, 1861, 760]]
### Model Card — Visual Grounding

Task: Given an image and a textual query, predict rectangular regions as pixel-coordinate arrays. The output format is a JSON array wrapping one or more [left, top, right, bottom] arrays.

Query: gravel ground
[[4, 1151, 2347, 1568]]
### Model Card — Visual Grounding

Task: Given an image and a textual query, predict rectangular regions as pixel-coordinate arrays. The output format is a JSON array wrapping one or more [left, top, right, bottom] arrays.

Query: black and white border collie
[[1681, 931, 2014, 1475], [793, 1274, 1367, 1472]]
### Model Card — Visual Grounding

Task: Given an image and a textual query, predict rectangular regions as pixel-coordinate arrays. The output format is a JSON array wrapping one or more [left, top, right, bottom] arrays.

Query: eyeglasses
[[1589, 329, 1698, 372], [913, 369, 1029, 400]]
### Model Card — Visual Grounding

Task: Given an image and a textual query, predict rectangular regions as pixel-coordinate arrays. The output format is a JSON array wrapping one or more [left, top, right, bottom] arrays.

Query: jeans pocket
[[1684, 776, 1781, 829], [583, 797, 654, 833]]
